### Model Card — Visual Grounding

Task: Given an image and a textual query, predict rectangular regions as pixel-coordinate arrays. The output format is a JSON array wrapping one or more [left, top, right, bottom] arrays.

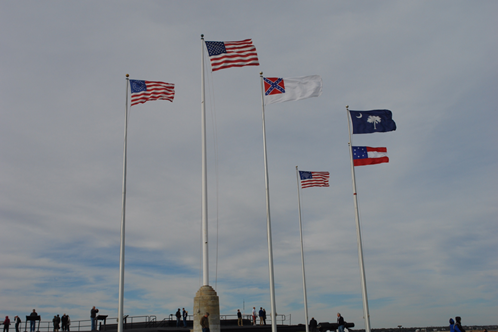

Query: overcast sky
[[1, 1, 497, 329]]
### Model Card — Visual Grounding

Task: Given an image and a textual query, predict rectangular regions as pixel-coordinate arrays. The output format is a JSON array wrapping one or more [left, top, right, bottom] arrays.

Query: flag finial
[[126, 74, 129, 78]]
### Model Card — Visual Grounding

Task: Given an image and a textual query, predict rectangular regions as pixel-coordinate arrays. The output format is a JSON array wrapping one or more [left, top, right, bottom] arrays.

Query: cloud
[[0, 0, 496, 328]]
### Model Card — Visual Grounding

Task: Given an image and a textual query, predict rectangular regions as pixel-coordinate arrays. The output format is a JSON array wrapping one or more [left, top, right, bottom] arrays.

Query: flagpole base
[[193, 285, 220, 332]]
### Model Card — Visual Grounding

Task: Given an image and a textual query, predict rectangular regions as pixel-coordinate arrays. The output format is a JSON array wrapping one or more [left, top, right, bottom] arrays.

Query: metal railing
[[26, 315, 157, 332], [219, 314, 289, 326], [27, 313, 289, 331]]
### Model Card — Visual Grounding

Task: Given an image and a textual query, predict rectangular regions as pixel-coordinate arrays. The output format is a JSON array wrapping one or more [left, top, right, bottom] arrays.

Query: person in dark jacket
[[175, 309, 181, 327], [182, 308, 188, 328], [337, 313, 345, 332], [200, 313, 209, 332], [259, 308, 264, 325], [90, 307, 99, 331], [61, 314, 68, 331], [237, 309, 243, 326], [310, 317, 318, 332], [455, 316, 465, 332], [29, 310, 37, 332]]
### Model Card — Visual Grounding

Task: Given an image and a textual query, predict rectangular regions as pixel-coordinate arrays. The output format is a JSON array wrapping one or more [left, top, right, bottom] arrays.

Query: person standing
[[3, 316, 10, 332], [259, 308, 264, 325], [61, 314, 68, 332], [309, 317, 318, 332], [52, 316, 58, 332], [252, 307, 257, 326], [262, 309, 266, 325], [200, 313, 210, 332], [14, 316, 21, 332], [449, 318, 456, 332], [90, 306, 99, 331], [29, 310, 37, 332], [455, 316, 465, 332], [337, 313, 345, 332], [237, 309, 242, 326], [175, 309, 181, 327], [66, 316, 70, 332], [182, 308, 188, 328]]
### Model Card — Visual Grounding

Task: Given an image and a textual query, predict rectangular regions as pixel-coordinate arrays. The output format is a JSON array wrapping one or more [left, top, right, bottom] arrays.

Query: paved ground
[[70, 325, 308, 332]]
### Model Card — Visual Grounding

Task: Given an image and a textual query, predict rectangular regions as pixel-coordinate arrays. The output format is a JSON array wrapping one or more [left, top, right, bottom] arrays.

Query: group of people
[[174, 308, 189, 328], [2, 316, 21, 332], [235, 307, 268, 326], [251, 307, 267, 325], [51, 314, 71, 332], [2, 310, 38, 332], [309, 313, 345, 332], [450, 316, 465, 332], [2, 307, 101, 332], [1, 310, 71, 332]]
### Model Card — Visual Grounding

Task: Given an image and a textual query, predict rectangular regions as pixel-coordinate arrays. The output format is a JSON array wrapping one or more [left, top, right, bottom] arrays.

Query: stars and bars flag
[[205, 39, 259, 72], [299, 171, 330, 189], [352, 146, 389, 166], [130, 80, 175, 106], [263, 75, 322, 105]]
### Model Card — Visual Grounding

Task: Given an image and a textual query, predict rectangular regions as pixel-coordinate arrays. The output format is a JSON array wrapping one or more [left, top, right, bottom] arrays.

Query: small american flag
[[299, 171, 330, 189], [130, 80, 175, 106], [205, 39, 259, 72]]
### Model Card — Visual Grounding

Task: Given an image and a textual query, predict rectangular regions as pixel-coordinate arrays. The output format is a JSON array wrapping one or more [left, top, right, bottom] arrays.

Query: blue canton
[[205, 41, 227, 56], [352, 146, 368, 160], [264, 78, 285, 96], [299, 171, 312, 180], [130, 80, 147, 93]]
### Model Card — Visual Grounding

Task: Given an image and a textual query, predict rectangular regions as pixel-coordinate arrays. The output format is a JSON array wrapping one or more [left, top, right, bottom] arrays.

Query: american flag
[[299, 171, 330, 189], [205, 39, 259, 72], [130, 80, 175, 106]]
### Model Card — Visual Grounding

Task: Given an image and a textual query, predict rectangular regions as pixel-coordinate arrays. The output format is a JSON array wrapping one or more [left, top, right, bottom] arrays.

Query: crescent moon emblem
[[356, 113, 362, 118]]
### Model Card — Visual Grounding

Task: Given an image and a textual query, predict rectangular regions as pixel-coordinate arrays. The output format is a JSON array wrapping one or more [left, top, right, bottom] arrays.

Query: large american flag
[[299, 171, 330, 189], [205, 39, 259, 72], [130, 80, 175, 106]]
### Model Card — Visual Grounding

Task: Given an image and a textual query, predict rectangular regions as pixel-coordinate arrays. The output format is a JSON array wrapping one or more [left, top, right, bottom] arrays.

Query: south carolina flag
[[263, 75, 322, 105], [352, 146, 389, 166]]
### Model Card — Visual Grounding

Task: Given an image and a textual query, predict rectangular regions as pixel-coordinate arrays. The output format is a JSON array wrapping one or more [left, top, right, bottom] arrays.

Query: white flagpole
[[259, 72, 277, 332], [295, 167, 309, 332], [201, 35, 209, 286], [117, 75, 129, 332], [346, 105, 372, 332]]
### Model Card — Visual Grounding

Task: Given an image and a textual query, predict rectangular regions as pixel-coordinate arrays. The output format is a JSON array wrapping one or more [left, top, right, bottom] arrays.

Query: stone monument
[[193, 285, 220, 332]]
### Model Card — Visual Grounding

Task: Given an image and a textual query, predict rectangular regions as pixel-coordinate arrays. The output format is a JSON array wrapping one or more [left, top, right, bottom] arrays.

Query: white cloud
[[0, 0, 496, 328]]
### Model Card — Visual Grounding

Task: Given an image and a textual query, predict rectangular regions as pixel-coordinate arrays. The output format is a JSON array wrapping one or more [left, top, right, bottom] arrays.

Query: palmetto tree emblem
[[367, 115, 382, 129]]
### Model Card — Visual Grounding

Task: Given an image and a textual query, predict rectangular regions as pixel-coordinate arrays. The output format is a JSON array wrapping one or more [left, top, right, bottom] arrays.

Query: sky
[[0, 1, 497, 329]]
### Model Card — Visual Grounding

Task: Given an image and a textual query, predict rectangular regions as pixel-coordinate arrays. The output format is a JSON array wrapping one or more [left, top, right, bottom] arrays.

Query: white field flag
[[263, 75, 322, 105]]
